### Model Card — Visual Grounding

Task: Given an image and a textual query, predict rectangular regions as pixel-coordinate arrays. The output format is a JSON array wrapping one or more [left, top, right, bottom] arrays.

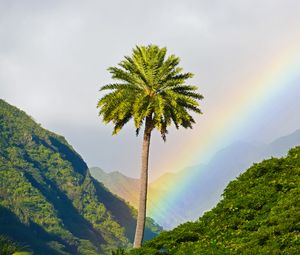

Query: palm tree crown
[[97, 45, 203, 140]]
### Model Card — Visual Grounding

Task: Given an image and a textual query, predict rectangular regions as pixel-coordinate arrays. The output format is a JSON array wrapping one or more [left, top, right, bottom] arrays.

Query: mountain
[[89, 167, 165, 212], [127, 147, 300, 254], [150, 172, 177, 191], [88, 168, 166, 228], [154, 134, 300, 229], [267, 129, 300, 156], [91, 130, 300, 229], [158, 133, 300, 228], [89, 167, 140, 208], [0, 99, 161, 255]]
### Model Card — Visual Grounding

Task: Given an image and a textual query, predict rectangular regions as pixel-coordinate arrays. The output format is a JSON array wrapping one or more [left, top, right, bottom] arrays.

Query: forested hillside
[[0, 99, 161, 255], [127, 147, 300, 254]]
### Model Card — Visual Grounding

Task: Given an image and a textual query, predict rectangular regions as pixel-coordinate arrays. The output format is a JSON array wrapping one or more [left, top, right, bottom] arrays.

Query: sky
[[1, 0, 300, 180]]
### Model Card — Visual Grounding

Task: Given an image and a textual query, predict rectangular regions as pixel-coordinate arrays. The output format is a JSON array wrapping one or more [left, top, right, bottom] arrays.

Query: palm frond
[[97, 45, 203, 139]]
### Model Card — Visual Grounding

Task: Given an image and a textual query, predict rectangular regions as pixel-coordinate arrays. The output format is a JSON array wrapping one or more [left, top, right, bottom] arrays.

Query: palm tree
[[97, 45, 203, 248]]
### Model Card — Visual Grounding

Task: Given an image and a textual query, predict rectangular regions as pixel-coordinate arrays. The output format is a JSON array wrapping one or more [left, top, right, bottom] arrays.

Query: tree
[[97, 45, 203, 248]]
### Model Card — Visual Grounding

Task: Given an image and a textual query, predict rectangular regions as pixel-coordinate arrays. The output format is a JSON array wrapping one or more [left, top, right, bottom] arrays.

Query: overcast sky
[[1, 0, 300, 179]]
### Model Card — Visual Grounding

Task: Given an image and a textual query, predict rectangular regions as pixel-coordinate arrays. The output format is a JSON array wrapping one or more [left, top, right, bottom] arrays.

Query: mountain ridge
[[0, 99, 161, 255]]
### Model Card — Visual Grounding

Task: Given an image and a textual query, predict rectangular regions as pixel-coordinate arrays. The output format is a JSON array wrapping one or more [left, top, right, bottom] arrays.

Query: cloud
[[1, 0, 300, 178]]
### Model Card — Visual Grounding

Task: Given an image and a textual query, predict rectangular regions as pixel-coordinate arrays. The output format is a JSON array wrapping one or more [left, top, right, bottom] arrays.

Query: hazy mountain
[[0, 99, 161, 255], [127, 147, 300, 254], [267, 129, 300, 156], [89, 168, 161, 218], [152, 131, 300, 229], [89, 167, 140, 209], [91, 129, 300, 229]]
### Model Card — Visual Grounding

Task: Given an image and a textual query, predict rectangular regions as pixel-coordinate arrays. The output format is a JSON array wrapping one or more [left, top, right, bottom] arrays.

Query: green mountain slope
[[0, 99, 160, 255], [127, 147, 300, 254]]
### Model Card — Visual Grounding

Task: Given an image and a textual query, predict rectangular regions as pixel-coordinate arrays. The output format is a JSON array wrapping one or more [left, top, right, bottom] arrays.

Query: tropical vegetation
[[125, 147, 300, 254], [0, 99, 161, 255], [0, 235, 32, 255]]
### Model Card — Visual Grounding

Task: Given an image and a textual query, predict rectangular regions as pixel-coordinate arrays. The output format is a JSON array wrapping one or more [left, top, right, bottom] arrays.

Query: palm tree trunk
[[133, 117, 152, 248]]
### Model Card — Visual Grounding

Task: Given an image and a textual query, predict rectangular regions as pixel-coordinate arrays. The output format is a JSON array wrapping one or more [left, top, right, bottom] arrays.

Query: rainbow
[[147, 45, 300, 227]]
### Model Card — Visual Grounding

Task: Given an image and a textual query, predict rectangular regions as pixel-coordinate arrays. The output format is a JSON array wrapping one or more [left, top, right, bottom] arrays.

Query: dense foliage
[[127, 147, 300, 254], [0, 235, 32, 255], [97, 44, 203, 140], [0, 99, 160, 255]]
